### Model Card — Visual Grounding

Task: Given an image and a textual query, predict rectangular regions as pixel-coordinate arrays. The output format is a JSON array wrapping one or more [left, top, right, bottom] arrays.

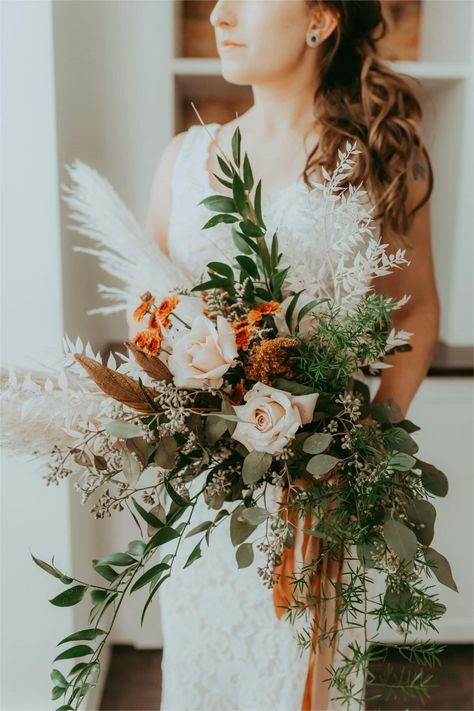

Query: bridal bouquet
[[1, 126, 456, 710]]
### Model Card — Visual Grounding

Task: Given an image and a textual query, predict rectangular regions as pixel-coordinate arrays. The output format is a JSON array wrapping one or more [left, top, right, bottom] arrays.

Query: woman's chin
[[219, 64, 253, 86]]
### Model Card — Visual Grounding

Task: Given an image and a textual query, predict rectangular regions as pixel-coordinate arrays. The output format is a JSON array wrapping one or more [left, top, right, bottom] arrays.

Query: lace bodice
[[159, 122, 370, 711], [168, 122, 380, 311]]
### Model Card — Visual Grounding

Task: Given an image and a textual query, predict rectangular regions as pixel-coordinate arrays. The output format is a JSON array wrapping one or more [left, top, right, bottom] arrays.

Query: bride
[[136, 1, 440, 710]]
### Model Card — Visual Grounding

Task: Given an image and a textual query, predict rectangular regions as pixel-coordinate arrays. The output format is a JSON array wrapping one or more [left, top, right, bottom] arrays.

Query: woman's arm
[[370, 146, 440, 417]]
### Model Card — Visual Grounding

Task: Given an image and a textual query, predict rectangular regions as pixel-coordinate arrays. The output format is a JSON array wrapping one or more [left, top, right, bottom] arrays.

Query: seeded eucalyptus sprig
[[192, 126, 290, 304]]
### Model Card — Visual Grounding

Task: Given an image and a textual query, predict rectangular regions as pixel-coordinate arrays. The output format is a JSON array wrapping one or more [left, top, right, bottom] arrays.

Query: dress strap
[[171, 122, 221, 199]]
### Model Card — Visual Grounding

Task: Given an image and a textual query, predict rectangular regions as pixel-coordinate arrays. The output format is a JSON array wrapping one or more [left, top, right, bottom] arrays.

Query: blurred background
[[1, 1, 473, 709]]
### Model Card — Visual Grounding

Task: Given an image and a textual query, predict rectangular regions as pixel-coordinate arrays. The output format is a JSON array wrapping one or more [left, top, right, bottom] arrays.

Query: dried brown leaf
[[74, 354, 158, 414], [124, 341, 173, 383]]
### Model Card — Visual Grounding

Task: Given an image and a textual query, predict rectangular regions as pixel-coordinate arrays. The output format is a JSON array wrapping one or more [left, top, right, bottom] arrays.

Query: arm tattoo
[[411, 145, 427, 181]]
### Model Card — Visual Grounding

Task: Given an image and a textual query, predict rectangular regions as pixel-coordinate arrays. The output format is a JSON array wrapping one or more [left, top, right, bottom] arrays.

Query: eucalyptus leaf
[[384, 427, 419, 455], [272, 378, 316, 396], [388, 452, 416, 471], [415, 459, 449, 497], [205, 415, 228, 446], [240, 506, 270, 525], [382, 518, 418, 563], [120, 444, 142, 485], [404, 499, 436, 546], [424, 547, 458, 592], [302, 432, 333, 455], [236, 542, 254, 568], [357, 541, 381, 569], [103, 420, 142, 439], [242, 450, 272, 484], [230, 504, 258, 546], [306, 454, 340, 477], [154, 436, 178, 469]]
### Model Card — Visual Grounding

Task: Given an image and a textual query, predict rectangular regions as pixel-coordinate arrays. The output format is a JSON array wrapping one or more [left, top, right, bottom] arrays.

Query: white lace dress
[[158, 123, 378, 711]]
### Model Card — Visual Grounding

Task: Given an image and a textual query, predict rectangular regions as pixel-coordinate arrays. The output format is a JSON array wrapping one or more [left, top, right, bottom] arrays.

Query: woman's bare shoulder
[[145, 131, 188, 255]]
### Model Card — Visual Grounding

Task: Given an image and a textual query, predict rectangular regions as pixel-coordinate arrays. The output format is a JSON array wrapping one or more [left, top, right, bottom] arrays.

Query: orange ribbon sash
[[272, 482, 345, 711]]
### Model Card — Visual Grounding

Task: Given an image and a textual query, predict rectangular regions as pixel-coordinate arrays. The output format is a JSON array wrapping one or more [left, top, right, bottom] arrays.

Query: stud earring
[[306, 30, 320, 48]]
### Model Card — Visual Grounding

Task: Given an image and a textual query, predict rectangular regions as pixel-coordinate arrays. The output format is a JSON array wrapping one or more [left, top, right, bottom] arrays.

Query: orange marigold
[[234, 326, 254, 351], [247, 301, 280, 325], [133, 293, 156, 322], [153, 294, 180, 329], [132, 328, 162, 357]]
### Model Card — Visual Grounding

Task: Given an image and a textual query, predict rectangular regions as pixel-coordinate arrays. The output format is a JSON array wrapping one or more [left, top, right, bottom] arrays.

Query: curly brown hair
[[305, 0, 433, 246]]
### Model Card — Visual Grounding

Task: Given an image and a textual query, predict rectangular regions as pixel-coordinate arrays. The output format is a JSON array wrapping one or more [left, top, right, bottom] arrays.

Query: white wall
[[52, 0, 171, 352], [0, 1, 75, 707]]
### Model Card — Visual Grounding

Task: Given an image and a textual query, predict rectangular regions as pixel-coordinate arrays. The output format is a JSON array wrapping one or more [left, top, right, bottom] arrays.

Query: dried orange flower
[[245, 337, 297, 385], [152, 294, 180, 329], [132, 327, 162, 356], [247, 301, 280, 325], [133, 292, 156, 322], [234, 326, 254, 351]]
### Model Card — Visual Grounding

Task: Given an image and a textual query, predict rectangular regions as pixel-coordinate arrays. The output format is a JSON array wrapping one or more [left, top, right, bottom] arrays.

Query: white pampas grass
[[62, 160, 192, 316]]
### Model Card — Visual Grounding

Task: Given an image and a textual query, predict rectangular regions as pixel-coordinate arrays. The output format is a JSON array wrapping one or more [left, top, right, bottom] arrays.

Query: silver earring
[[306, 30, 320, 48]]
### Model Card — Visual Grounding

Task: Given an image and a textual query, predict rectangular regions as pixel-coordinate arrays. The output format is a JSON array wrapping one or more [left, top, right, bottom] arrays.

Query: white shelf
[[173, 57, 471, 85]]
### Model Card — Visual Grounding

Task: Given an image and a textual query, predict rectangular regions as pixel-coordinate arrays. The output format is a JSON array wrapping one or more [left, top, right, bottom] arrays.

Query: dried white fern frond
[[62, 160, 192, 315], [0, 334, 126, 458], [0, 364, 111, 459], [297, 142, 412, 312]]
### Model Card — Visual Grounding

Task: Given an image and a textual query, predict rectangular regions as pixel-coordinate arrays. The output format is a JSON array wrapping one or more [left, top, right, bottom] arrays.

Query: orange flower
[[153, 294, 180, 329], [132, 327, 162, 356], [133, 292, 156, 322], [234, 326, 253, 351], [247, 301, 280, 325]]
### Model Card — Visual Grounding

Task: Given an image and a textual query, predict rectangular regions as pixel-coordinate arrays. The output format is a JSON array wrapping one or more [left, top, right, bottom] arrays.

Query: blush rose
[[168, 315, 238, 389], [231, 382, 318, 454]]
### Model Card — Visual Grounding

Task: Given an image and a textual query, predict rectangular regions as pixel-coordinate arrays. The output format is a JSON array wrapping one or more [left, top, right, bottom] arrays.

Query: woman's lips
[[220, 41, 245, 49]]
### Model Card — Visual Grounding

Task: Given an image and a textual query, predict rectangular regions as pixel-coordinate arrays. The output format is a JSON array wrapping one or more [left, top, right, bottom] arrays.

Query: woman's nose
[[210, 0, 237, 29]]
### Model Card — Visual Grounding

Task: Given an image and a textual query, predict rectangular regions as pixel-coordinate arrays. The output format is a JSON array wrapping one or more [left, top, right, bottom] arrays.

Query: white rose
[[168, 315, 238, 389], [231, 382, 318, 454]]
